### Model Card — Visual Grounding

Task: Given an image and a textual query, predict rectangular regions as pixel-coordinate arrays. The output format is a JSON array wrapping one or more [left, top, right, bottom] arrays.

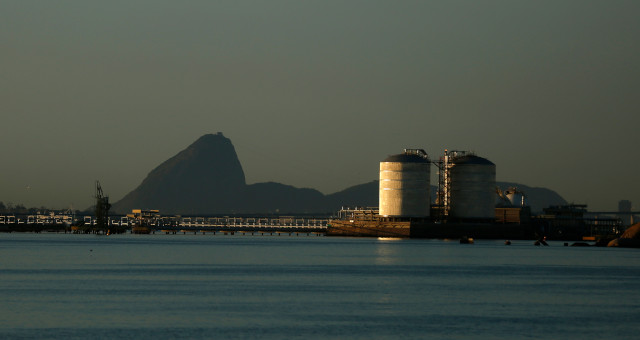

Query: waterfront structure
[[446, 153, 496, 221], [619, 200, 633, 226], [537, 204, 623, 240], [94, 181, 111, 231], [327, 148, 621, 241], [330, 149, 511, 239], [127, 209, 160, 234], [505, 187, 527, 207], [379, 149, 430, 218]]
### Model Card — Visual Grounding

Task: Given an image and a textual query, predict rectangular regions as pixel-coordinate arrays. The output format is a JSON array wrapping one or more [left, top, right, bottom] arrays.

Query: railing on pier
[[78, 215, 330, 231], [169, 216, 330, 230], [0, 214, 74, 226], [1, 214, 330, 233]]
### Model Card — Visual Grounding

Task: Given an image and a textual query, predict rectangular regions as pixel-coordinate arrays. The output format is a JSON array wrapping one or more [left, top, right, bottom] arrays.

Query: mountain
[[112, 133, 332, 215], [241, 182, 326, 214], [325, 180, 378, 209], [112, 133, 246, 214], [112, 133, 567, 215]]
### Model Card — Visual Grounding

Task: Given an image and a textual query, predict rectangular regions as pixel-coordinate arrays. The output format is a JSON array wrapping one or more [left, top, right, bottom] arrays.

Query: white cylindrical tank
[[379, 151, 430, 218], [505, 187, 526, 207], [449, 155, 496, 220]]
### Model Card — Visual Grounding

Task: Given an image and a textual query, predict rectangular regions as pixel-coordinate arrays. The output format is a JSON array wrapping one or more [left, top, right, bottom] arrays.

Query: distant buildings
[[619, 200, 634, 226]]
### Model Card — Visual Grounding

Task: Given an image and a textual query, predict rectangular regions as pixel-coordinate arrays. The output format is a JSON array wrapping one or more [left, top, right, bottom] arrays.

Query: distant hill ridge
[[112, 133, 566, 214]]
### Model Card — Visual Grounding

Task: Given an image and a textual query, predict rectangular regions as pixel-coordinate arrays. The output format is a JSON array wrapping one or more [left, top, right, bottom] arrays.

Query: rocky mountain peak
[[112, 133, 246, 214]]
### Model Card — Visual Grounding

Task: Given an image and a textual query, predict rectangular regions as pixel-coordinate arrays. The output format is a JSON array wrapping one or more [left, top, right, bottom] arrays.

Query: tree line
[[0, 201, 85, 215]]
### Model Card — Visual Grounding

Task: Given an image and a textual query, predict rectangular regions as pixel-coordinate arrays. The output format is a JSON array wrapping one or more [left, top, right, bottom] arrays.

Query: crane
[[94, 181, 111, 232]]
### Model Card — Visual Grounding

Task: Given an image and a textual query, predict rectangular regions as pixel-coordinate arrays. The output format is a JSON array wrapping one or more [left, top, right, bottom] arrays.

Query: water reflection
[[374, 237, 402, 265]]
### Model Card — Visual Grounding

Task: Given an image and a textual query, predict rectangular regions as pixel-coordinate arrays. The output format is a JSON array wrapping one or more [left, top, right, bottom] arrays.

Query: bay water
[[1, 233, 639, 339]]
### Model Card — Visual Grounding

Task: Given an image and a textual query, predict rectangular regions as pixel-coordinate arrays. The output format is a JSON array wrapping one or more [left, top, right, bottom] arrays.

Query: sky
[[1, 0, 639, 212]]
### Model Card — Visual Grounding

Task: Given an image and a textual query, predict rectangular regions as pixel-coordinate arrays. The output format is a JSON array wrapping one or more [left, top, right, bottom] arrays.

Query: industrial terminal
[[326, 149, 627, 241], [0, 149, 634, 243]]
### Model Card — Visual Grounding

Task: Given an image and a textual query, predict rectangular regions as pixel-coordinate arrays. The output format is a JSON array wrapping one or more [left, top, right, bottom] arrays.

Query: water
[[1, 233, 639, 339]]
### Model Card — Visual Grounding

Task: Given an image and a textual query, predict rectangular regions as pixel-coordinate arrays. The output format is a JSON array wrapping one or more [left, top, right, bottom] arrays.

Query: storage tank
[[505, 187, 526, 207], [449, 155, 496, 220], [379, 149, 430, 218]]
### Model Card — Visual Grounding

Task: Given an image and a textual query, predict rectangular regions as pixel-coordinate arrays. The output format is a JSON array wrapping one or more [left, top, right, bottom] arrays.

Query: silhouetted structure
[[94, 181, 111, 230], [619, 200, 633, 226]]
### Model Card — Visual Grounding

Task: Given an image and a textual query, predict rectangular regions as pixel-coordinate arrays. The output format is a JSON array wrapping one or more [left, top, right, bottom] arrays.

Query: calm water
[[1, 233, 639, 339]]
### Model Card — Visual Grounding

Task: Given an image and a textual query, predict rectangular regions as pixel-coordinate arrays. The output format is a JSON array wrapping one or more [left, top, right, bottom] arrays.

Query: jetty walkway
[[0, 214, 330, 234]]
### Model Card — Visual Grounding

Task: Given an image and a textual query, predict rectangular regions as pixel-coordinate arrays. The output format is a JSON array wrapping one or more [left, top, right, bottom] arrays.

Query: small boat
[[534, 237, 549, 246], [460, 237, 474, 244]]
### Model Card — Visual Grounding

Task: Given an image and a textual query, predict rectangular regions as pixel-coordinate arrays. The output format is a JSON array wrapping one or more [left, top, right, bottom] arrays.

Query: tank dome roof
[[382, 153, 430, 163], [451, 155, 494, 165]]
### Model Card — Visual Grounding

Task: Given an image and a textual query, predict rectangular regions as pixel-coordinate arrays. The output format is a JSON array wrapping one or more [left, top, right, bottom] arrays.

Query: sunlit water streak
[[1, 233, 639, 339]]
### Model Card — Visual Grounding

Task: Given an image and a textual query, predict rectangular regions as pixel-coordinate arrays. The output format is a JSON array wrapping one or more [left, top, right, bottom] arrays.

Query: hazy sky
[[1, 1, 639, 211]]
